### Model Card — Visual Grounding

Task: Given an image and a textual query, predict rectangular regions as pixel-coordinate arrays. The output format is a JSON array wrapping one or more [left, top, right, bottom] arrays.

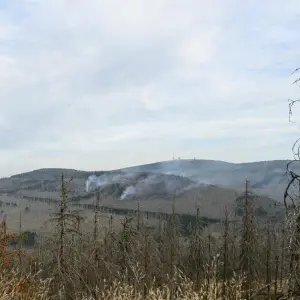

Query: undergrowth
[[0, 178, 291, 299]]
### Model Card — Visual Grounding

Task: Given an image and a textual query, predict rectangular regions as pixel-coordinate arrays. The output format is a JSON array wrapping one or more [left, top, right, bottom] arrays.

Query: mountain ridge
[[0, 159, 296, 202], [4, 159, 291, 178], [0, 159, 291, 220]]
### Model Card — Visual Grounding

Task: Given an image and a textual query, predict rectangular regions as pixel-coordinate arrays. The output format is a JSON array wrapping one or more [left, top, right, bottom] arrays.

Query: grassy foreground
[[0, 218, 284, 300], [0, 179, 291, 299], [0, 267, 245, 299]]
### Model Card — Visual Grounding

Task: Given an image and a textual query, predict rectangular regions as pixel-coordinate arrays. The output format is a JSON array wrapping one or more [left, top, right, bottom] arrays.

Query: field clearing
[[0, 194, 162, 235]]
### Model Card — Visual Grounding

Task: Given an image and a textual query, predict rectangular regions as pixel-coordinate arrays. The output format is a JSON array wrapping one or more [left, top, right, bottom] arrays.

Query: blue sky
[[0, 0, 300, 176]]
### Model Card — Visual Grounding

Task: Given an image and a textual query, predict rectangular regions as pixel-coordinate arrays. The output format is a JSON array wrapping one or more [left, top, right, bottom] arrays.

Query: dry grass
[[0, 178, 290, 300], [0, 268, 245, 300], [0, 218, 284, 300]]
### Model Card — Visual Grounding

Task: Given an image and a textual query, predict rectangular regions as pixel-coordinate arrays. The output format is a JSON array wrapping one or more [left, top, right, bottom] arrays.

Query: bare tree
[[238, 180, 259, 299], [285, 68, 300, 299]]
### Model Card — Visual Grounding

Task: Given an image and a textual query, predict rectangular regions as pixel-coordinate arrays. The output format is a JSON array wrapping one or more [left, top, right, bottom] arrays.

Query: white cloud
[[178, 28, 220, 65], [0, 0, 299, 176]]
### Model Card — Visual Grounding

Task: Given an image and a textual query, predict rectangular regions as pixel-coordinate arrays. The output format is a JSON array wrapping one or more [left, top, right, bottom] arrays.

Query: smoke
[[85, 173, 136, 192], [118, 173, 196, 200], [85, 174, 106, 192], [120, 185, 136, 200], [85, 171, 207, 200]]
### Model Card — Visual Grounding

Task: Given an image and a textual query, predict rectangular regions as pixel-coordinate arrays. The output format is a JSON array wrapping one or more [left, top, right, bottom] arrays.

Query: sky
[[0, 0, 300, 176]]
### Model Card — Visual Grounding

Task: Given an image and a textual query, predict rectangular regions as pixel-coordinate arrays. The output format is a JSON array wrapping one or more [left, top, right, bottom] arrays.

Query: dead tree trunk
[[288, 213, 300, 298]]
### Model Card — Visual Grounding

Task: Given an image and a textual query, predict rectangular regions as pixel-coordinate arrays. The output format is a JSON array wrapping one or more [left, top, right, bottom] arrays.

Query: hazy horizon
[[1, 157, 293, 178], [0, 1, 300, 176]]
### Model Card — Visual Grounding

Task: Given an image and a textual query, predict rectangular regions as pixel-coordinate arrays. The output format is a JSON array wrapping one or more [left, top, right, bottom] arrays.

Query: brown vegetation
[[0, 175, 292, 300]]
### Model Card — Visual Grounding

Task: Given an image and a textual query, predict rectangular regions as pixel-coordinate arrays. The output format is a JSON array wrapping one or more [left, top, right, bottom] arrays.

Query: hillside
[[2, 159, 294, 201], [0, 159, 289, 220], [121, 159, 298, 201]]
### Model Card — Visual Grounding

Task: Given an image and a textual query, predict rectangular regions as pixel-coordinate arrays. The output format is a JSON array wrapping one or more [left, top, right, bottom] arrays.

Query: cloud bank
[[0, 0, 300, 176]]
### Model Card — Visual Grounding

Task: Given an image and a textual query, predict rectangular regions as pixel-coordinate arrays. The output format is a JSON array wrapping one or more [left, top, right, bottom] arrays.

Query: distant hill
[[120, 159, 298, 201], [0, 159, 292, 220]]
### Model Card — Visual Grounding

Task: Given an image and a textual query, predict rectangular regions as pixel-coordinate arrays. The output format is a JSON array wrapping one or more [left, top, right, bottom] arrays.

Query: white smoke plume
[[85, 172, 202, 200], [85, 173, 135, 192], [85, 174, 107, 192], [118, 174, 197, 200], [120, 185, 136, 200]]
